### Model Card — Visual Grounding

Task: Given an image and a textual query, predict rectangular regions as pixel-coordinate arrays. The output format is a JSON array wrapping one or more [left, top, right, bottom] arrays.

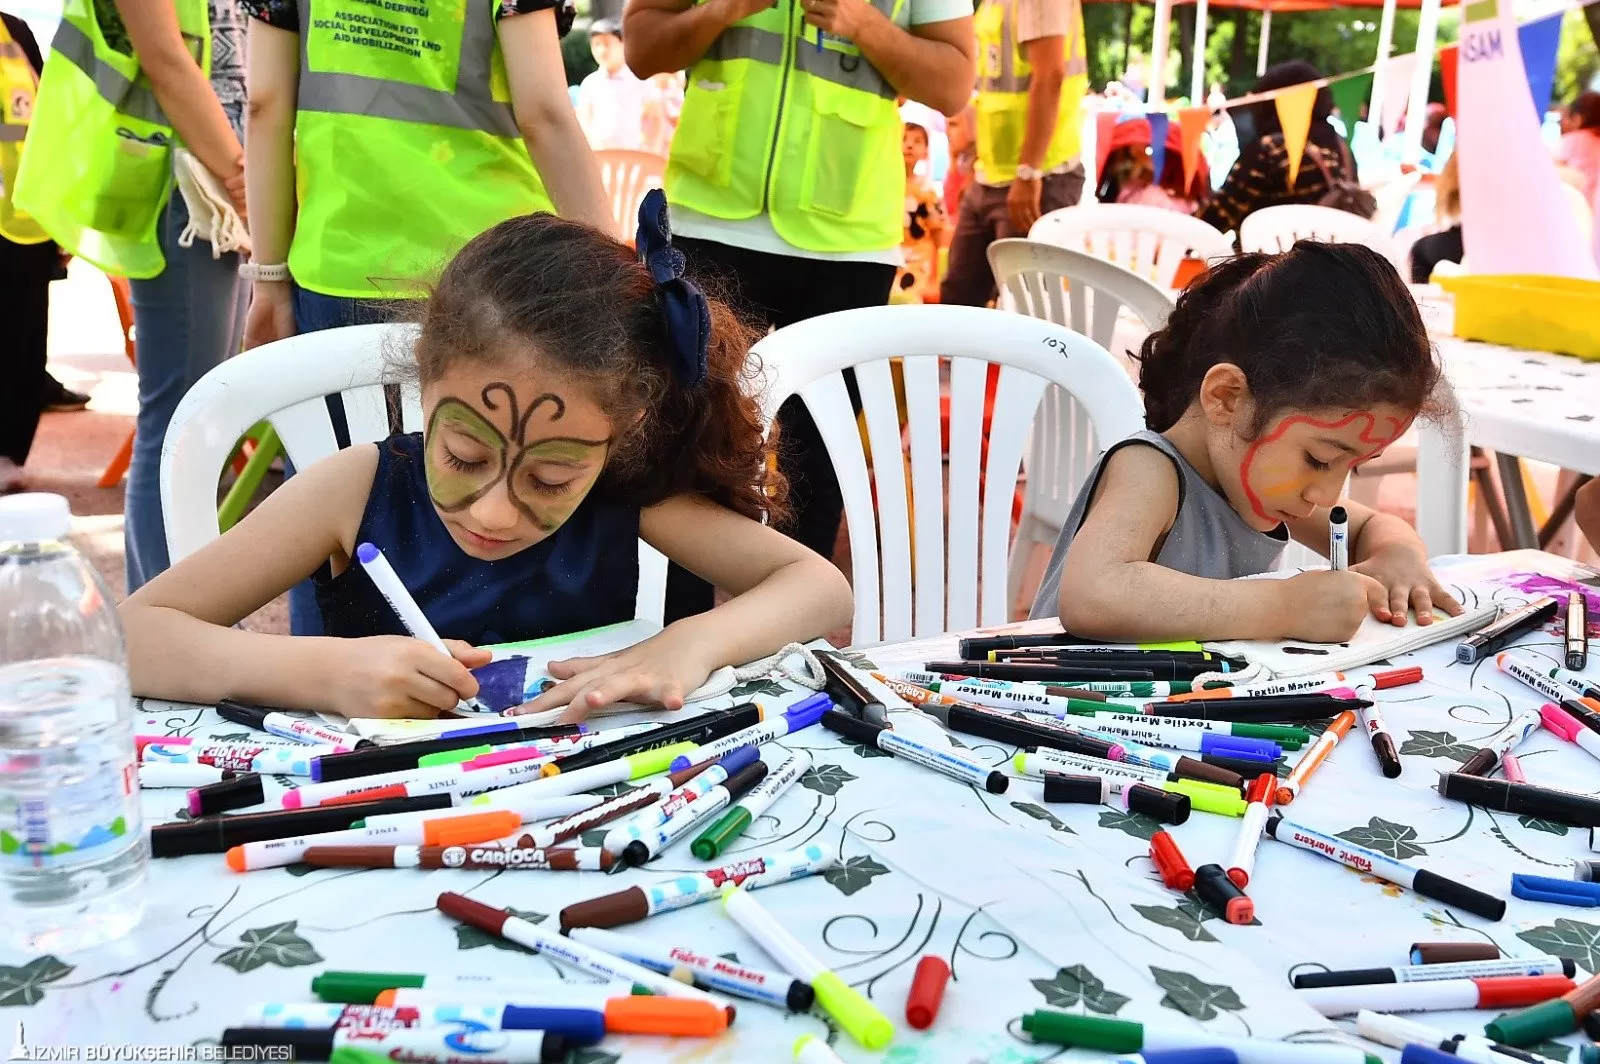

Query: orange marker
[[604, 995, 731, 1036], [872, 674, 957, 707], [223, 809, 520, 872], [1275, 710, 1356, 805]]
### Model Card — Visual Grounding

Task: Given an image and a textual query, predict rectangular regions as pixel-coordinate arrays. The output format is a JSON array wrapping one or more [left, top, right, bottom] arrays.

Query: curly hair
[[1137, 240, 1450, 437], [412, 212, 784, 524]]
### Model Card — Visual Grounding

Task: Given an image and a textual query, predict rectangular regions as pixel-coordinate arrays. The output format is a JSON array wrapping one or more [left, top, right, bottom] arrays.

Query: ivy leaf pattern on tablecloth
[[730, 678, 789, 700], [567, 1051, 623, 1064], [1011, 802, 1074, 834], [1098, 809, 1160, 840], [1132, 903, 1218, 942], [1030, 965, 1130, 1014], [580, 829, 609, 848], [455, 909, 546, 954], [824, 855, 890, 897], [1518, 815, 1570, 836], [718, 952, 740, 963], [834, 650, 877, 672], [1517, 919, 1600, 975], [800, 764, 857, 796], [282, 863, 316, 877], [208, 732, 253, 744], [1335, 817, 1426, 859], [215, 921, 323, 973], [1398, 730, 1478, 762], [0, 955, 73, 1007], [588, 781, 642, 800], [1151, 966, 1245, 1020], [846, 739, 889, 759]]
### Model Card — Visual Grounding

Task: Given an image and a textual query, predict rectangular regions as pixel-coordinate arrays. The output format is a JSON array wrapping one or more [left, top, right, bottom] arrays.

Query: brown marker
[[1171, 756, 1245, 792], [303, 839, 614, 871], [1410, 941, 1501, 964]]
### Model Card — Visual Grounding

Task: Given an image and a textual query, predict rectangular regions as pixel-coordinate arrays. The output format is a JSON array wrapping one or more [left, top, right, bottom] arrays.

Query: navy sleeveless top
[[316, 433, 641, 645]]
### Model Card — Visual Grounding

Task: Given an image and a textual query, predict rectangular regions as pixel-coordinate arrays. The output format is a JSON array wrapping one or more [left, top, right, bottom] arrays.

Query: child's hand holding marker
[[1277, 570, 1389, 642], [324, 635, 490, 719]]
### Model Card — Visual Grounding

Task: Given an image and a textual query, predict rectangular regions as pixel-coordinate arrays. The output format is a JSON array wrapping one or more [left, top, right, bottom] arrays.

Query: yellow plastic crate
[[1436, 274, 1600, 361]]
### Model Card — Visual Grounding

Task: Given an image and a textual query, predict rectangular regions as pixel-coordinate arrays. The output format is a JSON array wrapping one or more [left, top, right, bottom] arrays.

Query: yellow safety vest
[[667, 0, 905, 254], [974, 0, 1088, 184], [14, 0, 207, 277], [289, 0, 554, 298], [0, 20, 47, 244]]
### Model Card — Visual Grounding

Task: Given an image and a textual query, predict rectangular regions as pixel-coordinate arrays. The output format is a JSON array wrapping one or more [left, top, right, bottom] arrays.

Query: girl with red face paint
[[1029, 241, 1463, 644]]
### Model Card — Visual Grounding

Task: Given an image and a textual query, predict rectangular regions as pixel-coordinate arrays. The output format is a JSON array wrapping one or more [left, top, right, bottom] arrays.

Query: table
[[8, 552, 1600, 1063], [1412, 291, 1600, 556]]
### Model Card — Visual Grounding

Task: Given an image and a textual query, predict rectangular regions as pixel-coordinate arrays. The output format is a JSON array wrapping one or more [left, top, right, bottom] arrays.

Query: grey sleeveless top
[[1028, 430, 1289, 620]]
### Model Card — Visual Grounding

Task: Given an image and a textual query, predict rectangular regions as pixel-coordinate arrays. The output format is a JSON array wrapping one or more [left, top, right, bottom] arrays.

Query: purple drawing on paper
[[1484, 573, 1600, 638]]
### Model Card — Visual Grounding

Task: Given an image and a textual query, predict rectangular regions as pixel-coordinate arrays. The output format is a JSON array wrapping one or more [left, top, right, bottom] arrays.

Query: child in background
[[1029, 241, 1462, 643], [120, 195, 853, 719], [896, 122, 946, 303], [944, 104, 976, 220], [576, 18, 660, 152]]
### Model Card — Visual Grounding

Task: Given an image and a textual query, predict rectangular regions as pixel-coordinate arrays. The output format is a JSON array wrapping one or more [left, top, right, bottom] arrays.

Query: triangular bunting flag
[[1147, 111, 1170, 186], [1518, 12, 1562, 117], [1275, 83, 1318, 188], [1095, 110, 1117, 184], [1178, 107, 1209, 196], [1329, 72, 1373, 147], [1381, 53, 1418, 137], [1440, 43, 1459, 117]]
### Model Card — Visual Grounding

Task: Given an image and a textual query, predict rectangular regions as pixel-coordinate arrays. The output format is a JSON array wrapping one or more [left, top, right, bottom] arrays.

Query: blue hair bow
[[636, 189, 711, 389]]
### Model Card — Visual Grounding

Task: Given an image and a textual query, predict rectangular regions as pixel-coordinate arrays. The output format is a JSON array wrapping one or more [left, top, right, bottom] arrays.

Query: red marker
[[1226, 774, 1276, 888], [905, 955, 950, 1029], [1149, 831, 1195, 892], [1298, 973, 1575, 1017]]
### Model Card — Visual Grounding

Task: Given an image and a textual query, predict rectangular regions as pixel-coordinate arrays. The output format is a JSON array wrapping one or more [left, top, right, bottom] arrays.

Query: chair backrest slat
[[902, 355, 946, 637], [1029, 203, 1233, 289], [1238, 204, 1404, 274]]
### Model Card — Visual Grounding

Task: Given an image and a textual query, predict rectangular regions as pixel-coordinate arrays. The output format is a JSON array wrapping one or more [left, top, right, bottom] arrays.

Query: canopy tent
[[1095, 0, 1459, 160]]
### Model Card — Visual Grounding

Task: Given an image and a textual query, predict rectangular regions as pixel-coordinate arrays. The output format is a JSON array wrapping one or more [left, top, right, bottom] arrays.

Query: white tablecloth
[[7, 553, 1600, 1063]]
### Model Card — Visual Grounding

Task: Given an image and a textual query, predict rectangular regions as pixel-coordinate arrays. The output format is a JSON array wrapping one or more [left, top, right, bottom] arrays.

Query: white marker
[[355, 542, 488, 714], [1298, 975, 1573, 1017], [138, 763, 235, 788], [793, 1034, 847, 1064], [1225, 774, 1276, 888], [143, 742, 335, 776], [1497, 650, 1589, 704], [1013, 748, 1169, 788], [1482, 708, 1545, 760], [567, 926, 813, 1010], [1354, 1009, 1529, 1064], [1328, 505, 1349, 571], [367, 793, 602, 830], [599, 756, 747, 856]]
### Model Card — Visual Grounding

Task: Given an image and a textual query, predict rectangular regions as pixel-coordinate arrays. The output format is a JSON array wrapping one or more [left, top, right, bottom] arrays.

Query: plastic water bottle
[[0, 494, 147, 953]]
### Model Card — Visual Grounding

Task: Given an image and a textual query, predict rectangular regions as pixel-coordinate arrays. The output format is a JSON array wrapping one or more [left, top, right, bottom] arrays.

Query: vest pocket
[[800, 82, 888, 217], [673, 67, 745, 188], [976, 94, 1024, 178], [88, 129, 170, 237]]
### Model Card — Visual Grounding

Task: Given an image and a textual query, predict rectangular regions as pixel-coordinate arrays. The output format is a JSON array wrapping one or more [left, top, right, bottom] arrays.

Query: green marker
[[1064, 706, 1311, 748], [311, 969, 650, 1004], [691, 751, 811, 860], [1020, 1011, 1382, 1062], [417, 744, 493, 768], [1484, 997, 1582, 1046]]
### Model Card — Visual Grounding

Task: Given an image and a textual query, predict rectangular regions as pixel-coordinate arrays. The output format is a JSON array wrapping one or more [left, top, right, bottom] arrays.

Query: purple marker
[[668, 702, 831, 771]]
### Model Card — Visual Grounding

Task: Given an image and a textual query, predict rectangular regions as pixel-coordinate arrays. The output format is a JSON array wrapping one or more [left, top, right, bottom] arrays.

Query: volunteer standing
[[624, 0, 974, 620], [241, 0, 610, 634], [15, 0, 252, 589], [939, 0, 1088, 306]]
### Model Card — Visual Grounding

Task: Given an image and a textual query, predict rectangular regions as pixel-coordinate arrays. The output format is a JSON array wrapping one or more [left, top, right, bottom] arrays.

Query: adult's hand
[[1006, 173, 1042, 235], [802, 0, 872, 40], [242, 281, 295, 351]]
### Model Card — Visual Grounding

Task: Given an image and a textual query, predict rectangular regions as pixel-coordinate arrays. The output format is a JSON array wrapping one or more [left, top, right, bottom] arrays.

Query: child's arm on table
[[1284, 500, 1461, 625], [1057, 446, 1384, 643], [517, 494, 854, 719], [119, 446, 489, 718]]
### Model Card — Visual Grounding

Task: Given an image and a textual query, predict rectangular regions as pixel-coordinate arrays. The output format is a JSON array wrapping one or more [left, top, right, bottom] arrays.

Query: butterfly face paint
[[1238, 410, 1411, 525], [425, 381, 611, 545]]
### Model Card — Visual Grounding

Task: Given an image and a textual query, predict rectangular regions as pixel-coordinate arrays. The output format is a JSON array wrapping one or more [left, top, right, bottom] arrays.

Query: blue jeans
[[125, 194, 246, 593], [285, 286, 396, 635]]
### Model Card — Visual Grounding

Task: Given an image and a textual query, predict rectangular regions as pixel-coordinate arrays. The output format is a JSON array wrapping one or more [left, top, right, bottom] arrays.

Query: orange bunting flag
[[1177, 107, 1209, 196], [1274, 82, 1319, 189]]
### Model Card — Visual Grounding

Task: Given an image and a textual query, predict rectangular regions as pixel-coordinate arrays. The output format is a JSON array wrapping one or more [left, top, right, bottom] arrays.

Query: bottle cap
[[1019, 1011, 1142, 1051], [1042, 772, 1106, 805], [905, 954, 951, 1029], [1126, 784, 1191, 825], [310, 970, 426, 1003], [0, 492, 71, 543]]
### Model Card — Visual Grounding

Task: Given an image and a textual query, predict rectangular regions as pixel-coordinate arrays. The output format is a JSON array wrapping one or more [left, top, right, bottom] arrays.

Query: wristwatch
[[239, 262, 290, 283], [1014, 163, 1044, 181]]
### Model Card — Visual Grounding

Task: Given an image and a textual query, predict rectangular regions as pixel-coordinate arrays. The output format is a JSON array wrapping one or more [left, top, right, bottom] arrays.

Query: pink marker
[[1500, 753, 1526, 783], [1540, 703, 1600, 764]]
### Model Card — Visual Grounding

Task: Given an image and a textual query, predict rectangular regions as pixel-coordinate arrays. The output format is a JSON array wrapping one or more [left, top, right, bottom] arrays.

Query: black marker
[[924, 661, 1162, 683], [1147, 692, 1371, 723], [1455, 596, 1559, 664], [1568, 592, 1589, 671], [1438, 772, 1600, 827], [821, 708, 1008, 793], [817, 650, 888, 724]]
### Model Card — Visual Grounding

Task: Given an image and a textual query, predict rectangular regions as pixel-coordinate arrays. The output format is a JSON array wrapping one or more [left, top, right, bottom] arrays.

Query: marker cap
[[311, 970, 426, 1004], [419, 744, 494, 768], [1018, 1011, 1142, 1051], [1482, 997, 1577, 1045], [1042, 772, 1106, 805], [1198, 734, 1280, 760], [1166, 779, 1247, 817], [1149, 830, 1195, 891], [1370, 666, 1424, 689], [811, 970, 893, 1049], [627, 741, 701, 780], [1172, 757, 1244, 791], [1410, 941, 1499, 964], [784, 690, 833, 718], [188, 774, 265, 817], [602, 996, 729, 1036], [504, 1005, 607, 1042], [1200, 752, 1287, 778], [905, 954, 950, 1029], [1125, 783, 1190, 825], [690, 808, 753, 861], [1230, 723, 1312, 745], [1399, 1046, 1460, 1064], [1194, 863, 1254, 925], [1140, 1052, 1241, 1064]]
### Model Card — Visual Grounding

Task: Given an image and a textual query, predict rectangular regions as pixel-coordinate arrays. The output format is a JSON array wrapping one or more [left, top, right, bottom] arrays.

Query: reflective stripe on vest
[[294, 0, 516, 137], [978, 0, 1087, 94], [974, 0, 1087, 183], [47, 18, 166, 125], [702, 23, 895, 99]]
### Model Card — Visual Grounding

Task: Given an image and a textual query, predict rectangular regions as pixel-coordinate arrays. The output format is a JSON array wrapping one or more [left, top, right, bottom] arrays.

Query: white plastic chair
[[753, 304, 1144, 645], [595, 149, 666, 242], [987, 239, 1172, 614], [1028, 203, 1235, 290], [1238, 204, 1405, 275], [161, 323, 669, 625]]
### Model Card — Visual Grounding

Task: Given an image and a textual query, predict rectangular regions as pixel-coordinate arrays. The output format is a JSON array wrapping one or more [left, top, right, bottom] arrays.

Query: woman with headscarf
[[1199, 60, 1359, 234]]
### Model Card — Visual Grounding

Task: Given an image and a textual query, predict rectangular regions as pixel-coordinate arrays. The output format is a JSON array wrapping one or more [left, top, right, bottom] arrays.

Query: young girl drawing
[[1029, 241, 1462, 643], [122, 195, 854, 719]]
